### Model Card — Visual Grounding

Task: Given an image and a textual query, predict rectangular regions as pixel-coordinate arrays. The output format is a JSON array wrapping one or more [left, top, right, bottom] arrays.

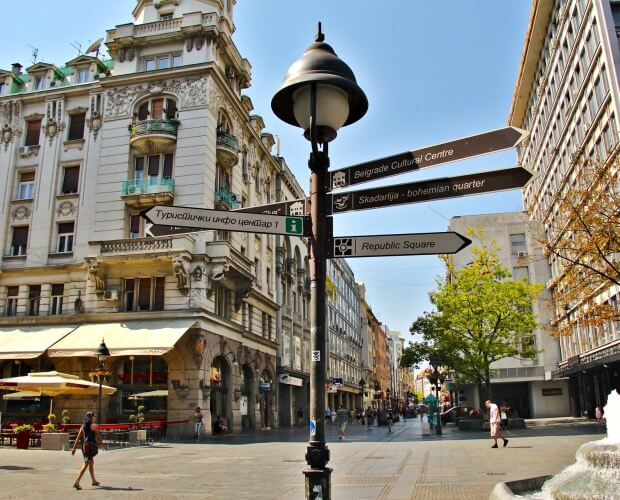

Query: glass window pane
[[172, 54, 182, 67], [145, 59, 155, 71], [158, 56, 169, 69]]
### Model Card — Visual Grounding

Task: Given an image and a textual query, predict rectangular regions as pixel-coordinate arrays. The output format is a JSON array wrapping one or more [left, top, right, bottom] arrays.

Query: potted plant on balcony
[[41, 413, 70, 451], [14, 424, 34, 449]]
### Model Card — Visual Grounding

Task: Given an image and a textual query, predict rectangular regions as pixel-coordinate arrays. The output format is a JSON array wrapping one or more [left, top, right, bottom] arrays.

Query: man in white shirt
[[485, 400, 508, 448]]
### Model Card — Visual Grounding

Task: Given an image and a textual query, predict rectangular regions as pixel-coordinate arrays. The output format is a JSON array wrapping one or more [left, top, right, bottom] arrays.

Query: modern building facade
[[326, 258, 363, 411], [449, 212, 570, 418], [0, 0, 311, 437], [509, 0, 620, 416]]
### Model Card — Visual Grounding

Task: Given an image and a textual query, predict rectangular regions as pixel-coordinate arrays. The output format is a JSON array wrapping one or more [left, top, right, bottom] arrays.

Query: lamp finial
[[315, 22, 324, 43]]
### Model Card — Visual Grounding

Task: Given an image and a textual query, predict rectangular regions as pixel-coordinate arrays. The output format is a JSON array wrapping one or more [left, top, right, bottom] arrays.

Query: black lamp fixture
[[95, 338, 110, 422], [271, 22, 367, 500]]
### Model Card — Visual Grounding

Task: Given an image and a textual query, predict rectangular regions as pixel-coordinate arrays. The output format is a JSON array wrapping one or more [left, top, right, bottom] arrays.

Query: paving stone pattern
[[0, 418, 604, 499]]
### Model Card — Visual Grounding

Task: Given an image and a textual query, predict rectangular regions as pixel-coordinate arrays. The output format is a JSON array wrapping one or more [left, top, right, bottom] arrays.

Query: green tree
[[401, 235, 544, 404]]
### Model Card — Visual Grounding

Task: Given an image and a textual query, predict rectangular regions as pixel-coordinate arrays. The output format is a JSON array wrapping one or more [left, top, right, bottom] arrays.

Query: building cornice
[[508, 0, 554, 128]]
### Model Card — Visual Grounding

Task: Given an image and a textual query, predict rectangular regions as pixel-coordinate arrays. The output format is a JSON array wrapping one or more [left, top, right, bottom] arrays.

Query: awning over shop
[[47, 319, 196, 357], [0, 326, 78, 360]]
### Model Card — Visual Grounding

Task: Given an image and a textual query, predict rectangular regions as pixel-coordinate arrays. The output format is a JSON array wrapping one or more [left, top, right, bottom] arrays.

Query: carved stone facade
[[104, 76, 210, 118]]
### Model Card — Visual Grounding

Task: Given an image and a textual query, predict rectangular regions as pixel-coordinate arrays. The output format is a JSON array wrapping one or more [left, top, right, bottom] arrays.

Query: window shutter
[[25, 120, 41, 146], [62, 166, 80, 194]]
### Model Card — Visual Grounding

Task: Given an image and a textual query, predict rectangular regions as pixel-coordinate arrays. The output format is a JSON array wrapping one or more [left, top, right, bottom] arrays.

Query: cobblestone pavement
[[0, 418, 605, 499]]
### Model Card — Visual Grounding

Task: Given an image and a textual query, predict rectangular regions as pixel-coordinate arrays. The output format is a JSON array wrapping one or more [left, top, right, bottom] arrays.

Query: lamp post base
[[303, 467, 332, 500]]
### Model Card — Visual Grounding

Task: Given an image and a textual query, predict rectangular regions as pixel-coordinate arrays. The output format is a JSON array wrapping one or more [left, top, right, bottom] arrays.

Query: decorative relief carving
[[85, 258, 105, 293], [0, 101, 21, 138], [207, 84, 242, 136], [11, 205, 31, 221], [127, 47, 135, 62], [104, 76, 210, 117], [173, 255, 189, 295], [195, 36, 205, 51], [56, 200, 76, 217]]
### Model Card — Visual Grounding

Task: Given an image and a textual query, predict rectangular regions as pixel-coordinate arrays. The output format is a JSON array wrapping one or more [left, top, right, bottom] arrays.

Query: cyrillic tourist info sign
[[330, 167, 532, 214], [328, 126, 528, 190], [327, 232, 472, 258], [142, 205, 309, 236], [145, 199, 309, 237]]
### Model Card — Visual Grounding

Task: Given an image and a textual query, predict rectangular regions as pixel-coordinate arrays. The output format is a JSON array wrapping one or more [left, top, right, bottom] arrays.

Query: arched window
[[217, 110, 232, 134], [136, 96, 177, 121]]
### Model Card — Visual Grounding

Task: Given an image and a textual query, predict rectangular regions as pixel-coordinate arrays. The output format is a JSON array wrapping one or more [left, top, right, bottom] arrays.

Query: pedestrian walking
[[595, 405, 604, 425], [486, 400, 508, 448], [336, 405, 347, 440], [387, 407, 393, 433], [297, 407, 305, 427], [325, 406, 332, 424], [71, 411, 103, 490], [194, 406, 204, 442], [500, 403, 509, 431]]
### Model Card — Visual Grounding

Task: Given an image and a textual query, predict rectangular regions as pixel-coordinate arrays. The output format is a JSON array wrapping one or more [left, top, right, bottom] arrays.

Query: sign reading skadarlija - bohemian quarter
[[141, 205, 309, 236], [328, 126, 528, 190], [329, 167, 533, 214]]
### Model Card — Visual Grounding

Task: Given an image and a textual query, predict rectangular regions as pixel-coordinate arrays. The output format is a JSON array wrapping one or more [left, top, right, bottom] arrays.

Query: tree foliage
[[401, 234, 544, 402], [543, 158, 620, 336]]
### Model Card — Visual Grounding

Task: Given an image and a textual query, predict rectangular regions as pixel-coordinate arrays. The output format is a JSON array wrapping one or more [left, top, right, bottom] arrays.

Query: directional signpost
[[234, 198, 308, 217], [328, 232, 472, 259], [329, 167, 533, 214], [329, 126, 528, 191], [141, 205, 309, 236], [143, 199, 309, 237]]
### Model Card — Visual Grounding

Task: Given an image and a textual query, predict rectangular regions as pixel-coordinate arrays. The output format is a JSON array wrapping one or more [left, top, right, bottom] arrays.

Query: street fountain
[[490, 389, 620, 499]]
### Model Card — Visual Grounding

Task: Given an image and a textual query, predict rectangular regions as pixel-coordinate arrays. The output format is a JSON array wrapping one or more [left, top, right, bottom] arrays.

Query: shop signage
[[329, 126, 528, 190], [333, 377, 343, 386], [240, 396, 248, 416], [542, 388, 563, 397], [259, 382, 272, 392], [326, 384, 338, 394], [279, 374, 304, 386]]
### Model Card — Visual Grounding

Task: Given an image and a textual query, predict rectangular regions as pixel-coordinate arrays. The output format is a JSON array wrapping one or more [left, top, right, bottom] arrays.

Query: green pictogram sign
[[286, 217, 303, 235]]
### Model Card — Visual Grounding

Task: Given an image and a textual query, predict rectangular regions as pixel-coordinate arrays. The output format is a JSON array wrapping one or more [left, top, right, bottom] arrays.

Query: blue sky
[[0, 1, 532, 339]]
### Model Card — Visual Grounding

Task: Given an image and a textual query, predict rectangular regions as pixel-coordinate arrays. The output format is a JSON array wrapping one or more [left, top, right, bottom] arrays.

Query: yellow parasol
[[0, 371, 116, 414]]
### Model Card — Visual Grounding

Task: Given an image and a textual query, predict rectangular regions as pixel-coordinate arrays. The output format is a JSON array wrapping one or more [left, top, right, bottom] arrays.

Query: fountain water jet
[[489, 390, 620, 500]]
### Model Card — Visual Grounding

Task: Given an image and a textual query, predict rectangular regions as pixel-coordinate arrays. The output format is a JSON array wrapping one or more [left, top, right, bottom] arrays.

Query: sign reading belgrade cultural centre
[[329, 126, 528, 190], [329, 167, 532, 214], [142, 205, 309, 236]]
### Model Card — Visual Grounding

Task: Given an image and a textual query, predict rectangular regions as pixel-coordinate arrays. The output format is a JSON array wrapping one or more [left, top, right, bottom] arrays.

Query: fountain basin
[[489, 475, 551, 500]]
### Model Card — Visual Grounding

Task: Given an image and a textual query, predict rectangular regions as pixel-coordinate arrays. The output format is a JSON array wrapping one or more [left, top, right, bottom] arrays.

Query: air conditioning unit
[[18, 146, 31, 156], [517, 251, 527, 258], [103, 290, 119, 301]]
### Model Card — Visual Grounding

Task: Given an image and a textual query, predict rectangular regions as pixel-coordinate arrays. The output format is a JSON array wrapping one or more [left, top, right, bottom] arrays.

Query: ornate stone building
[[0, 0, 310, 437]]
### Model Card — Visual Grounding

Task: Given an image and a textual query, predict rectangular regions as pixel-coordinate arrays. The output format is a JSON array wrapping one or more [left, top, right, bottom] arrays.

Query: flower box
[[41, 432, 70, 451]]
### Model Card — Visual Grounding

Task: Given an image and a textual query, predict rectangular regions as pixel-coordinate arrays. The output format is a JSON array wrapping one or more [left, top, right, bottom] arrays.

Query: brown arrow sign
[[234, 198, 307, 216], [329, 167, 533, 214], [327, 232, 471, 258], [329, 126, 528, 191]]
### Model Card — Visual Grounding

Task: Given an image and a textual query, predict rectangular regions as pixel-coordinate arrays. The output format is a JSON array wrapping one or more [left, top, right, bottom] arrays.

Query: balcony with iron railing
[[129, 119, 179, 154], [216, 130, 239, 167], [121, 177, 175, 207], [215, 187, 240, 210]]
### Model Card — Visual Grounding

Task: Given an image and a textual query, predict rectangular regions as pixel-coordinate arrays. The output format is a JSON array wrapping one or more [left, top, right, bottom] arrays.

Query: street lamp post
[[358, 378, 366, 410], [95, 339, 110, 422], [428, 356, 444, 436], [272, 23, 367, 500]]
